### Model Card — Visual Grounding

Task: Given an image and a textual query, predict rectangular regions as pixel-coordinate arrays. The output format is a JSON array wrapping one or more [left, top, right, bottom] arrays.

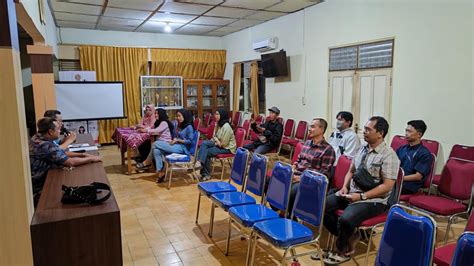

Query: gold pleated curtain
[[79, 45, 148, 143], [249, 61, 259, 116], [149, 48, 226, 79], [232, 63, 242, 116]]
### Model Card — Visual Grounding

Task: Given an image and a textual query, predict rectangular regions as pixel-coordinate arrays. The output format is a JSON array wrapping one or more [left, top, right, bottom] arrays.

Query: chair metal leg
[[195, 193, 201, 224], [220, 159, 225, 180], [281, 248, 289, 264], [245, 231, 253, 266], [225, 217, 232, 255], [445, 215, 456, 243], [167, 167, 173, 189], [364, 225, 381, 266], [250, 233, 258, 266], [208, 202, 215, 237]]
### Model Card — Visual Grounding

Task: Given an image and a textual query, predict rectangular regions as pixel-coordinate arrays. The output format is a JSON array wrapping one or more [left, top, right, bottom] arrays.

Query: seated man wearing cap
[[243, 106, 283, 154]]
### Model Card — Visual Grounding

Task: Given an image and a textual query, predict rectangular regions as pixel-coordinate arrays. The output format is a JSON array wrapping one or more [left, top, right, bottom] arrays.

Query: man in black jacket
[[243, 107, 283, 154]]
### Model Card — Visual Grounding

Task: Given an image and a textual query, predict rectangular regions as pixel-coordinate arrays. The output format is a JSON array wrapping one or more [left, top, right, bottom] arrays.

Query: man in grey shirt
[[320, 116, 400, 265]]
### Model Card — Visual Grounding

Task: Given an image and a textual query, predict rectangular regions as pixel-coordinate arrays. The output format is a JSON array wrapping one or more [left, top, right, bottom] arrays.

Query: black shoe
[[136, 162, 151, 170], [155, 174, 166, 183]]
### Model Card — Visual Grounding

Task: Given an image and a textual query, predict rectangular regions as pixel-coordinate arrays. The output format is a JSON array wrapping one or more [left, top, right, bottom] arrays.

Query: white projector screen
[[55, 82, 126, 121]]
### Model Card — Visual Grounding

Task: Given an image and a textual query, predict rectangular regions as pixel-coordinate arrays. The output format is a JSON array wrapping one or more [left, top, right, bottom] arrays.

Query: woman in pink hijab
[[131, 104, 156, 130]]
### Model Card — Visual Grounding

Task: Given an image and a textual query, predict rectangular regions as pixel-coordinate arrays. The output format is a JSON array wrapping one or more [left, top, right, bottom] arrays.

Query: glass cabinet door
[[186, 84, 198, 109], [202, 84, 213, 108], [216, 83, 228, 108]]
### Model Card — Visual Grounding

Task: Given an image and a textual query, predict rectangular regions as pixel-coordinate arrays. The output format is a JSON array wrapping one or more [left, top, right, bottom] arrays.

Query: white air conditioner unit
[[252, 37, 277, 53]]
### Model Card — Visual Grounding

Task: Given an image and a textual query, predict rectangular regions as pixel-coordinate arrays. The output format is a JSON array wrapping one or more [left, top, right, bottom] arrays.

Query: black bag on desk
[[61, 182, 111, 205], [353, 167, 382, 191]]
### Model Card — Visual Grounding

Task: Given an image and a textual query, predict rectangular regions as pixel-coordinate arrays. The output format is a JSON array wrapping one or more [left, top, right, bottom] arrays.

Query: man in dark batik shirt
[[289, 118, 336, 212], [29, 117, 101, 205]]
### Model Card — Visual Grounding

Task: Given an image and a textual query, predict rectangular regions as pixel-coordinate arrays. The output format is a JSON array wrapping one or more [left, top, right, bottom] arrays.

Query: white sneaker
[[194, 161, 202, 170]]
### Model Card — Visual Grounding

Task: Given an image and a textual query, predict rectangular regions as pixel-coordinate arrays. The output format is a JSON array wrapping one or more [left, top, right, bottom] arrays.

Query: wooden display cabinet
[[183, 79, 230, 119]]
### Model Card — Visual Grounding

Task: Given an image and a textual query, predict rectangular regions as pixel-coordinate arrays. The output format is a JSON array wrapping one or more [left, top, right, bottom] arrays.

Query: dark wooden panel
[[30, 54, 53, 73], [0, 0, 19, 50], [31, 161, 122, 266]]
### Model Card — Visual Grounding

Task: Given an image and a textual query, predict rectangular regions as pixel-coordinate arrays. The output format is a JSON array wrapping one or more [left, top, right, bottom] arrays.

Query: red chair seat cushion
[[266, 169, 272, 177], [281, 138, 300, 146], [243, 139, 253, 146], [198, 139, 204, 146], [433, 243, 456, 266], [198, 127, 209, 134], [409, 195, 467, 216], [399, 191, 424, 202], [432, 174, 441, 185], [335, 210, 387, 227], [216, 153, 234, 159]]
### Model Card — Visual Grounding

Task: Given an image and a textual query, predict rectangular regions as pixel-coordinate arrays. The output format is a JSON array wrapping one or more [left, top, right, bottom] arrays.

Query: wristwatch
[[360, 193, 367, 200]]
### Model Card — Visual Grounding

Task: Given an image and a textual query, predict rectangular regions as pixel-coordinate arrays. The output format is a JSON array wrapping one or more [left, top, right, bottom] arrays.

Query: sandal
[[323, 252, 351, 265], [136, 162, 151, 170], [155, 173, 166, 183], [200, 175, 211, 181]]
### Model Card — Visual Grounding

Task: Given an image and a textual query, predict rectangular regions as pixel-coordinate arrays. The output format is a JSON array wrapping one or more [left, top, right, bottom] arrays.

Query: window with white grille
[[329, 40, 394, 71]]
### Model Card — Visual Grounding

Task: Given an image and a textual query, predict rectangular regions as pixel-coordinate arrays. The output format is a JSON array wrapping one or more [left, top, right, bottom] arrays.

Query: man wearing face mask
[[328, 111, 360, 165], [396, 120, 433, 194]]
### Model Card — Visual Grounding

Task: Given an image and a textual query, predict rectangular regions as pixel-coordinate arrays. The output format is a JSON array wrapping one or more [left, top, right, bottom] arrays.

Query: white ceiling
[[50, 0, 322, 37]]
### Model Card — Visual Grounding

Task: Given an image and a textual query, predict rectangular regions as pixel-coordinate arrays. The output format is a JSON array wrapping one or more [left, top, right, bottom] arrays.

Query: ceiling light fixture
[[164, 23, 172, 33]]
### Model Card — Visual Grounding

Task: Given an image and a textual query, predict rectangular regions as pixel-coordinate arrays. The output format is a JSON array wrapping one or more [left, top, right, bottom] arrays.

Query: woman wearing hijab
[[144, 109, 195, 183], [131, 104, 156, 129], [136, 108, 174, 164], [195, 109, 236, 181]]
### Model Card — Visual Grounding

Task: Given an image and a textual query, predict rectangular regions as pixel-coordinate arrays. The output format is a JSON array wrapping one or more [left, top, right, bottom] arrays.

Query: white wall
[[59, 28, 223, 50], [223, 0, 473, 163]]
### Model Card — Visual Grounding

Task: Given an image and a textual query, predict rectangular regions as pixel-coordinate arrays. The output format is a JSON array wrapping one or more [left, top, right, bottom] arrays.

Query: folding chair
[[451, 231, 474, 266], [163, 131, 200, 189], [434, 211, 474, 266], [249, 170, 329, 266], [195, 148, 249, 231], [409, 158, 474, 243], [227, 161, 293, 264], [209, 153, 268, 239], [375, 204, 436, 266]]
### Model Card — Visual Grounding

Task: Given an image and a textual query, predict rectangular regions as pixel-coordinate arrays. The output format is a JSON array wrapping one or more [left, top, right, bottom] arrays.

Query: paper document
[[68, 143, 90, 148], [69, 146, 98, 152]]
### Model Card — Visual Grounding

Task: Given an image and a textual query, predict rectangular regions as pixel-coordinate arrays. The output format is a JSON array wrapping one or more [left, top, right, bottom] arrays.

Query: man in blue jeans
[[243, 106, 283, 154], [320, 116, 400, 265]]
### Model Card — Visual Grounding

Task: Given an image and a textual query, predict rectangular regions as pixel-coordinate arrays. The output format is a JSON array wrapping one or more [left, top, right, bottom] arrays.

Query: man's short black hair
[[369, 116, 389, 138], [314, 118, 328, 134], [407, 120, 427, 136], [336, 111, 354, 127], [44, 110, 61, 118], [37, 117, 57, 134]]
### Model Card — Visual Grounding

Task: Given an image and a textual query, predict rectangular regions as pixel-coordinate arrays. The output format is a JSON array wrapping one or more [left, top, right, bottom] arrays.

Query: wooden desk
[[30, 160, 122, 266]]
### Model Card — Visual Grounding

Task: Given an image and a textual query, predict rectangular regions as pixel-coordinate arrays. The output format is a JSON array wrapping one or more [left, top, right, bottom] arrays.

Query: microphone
[[61, 127, 70, 136]]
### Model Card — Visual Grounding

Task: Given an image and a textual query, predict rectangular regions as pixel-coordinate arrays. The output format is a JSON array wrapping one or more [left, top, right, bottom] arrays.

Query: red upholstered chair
[[390, 135, 408, 152], [231, 111, 241, 129], [198, 121, 215, 147], [280, 118, 295, 154], [409, 158, 474, 243], [434, 212, 474, 266], [255, 114, 265, 124], [399, 153, 436, 202], [193, 117, 201, 131], [332, 155, 353, 190], [281, 120, 308, 158], [266, 141, 304, 178], [432, 144, 474, 186], [198, 113, 213, 135], [240, 119, 250, 139], [213, 128, 246, 180]]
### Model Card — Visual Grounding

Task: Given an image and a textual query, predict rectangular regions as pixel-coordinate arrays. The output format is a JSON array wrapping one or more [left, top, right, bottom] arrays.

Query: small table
[[111, 128, 151, 174]]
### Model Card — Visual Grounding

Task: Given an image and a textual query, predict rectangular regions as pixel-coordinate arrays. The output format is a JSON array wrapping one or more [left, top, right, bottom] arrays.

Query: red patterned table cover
[[112, 127, 151, 152]]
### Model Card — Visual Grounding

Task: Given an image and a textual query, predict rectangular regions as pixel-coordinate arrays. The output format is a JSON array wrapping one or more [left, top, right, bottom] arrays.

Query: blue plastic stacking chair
[[451, 231, 474, 266], [163, 130, 200, 189], [195, 147, 249, 236], [249, 170, 328, 266], [209, 153, 268, 238], [227, 161, 293, 264], [375, 204, 437, 266]]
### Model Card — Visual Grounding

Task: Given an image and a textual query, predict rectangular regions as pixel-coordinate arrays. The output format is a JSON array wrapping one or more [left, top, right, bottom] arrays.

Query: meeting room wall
[[58, 27, 224, 53], [223, 0, 473, 163]]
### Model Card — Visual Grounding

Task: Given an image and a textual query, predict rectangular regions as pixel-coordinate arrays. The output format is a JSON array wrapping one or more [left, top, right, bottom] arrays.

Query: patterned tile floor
[[100, 145, 465, 265]]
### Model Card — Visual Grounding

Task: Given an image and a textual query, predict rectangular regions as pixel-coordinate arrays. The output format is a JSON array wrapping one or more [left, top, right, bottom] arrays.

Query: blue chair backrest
[[375, 205, 436, 266], [244, 153, 267, 197], [189, 130, 200, 156], [292, 170, 328, 227], [451, 232, 474, 266], [230, 148, 249, 186], [265, 162, 293, 213]]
